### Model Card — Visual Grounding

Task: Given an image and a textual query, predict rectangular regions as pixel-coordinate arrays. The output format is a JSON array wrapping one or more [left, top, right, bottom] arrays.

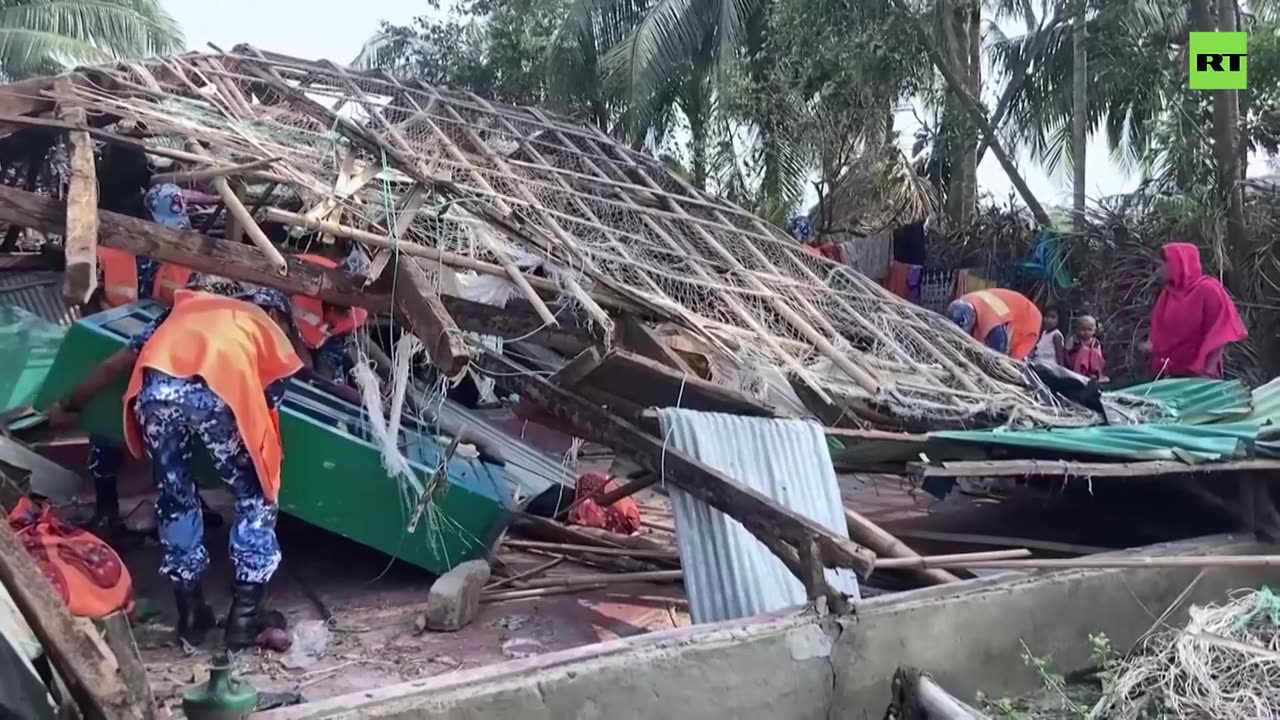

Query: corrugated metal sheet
[[657, 409, 860, 624], [933, 421, 1262, 463], [1111, 378, 1252, 425], [0, 272, 78, 327]]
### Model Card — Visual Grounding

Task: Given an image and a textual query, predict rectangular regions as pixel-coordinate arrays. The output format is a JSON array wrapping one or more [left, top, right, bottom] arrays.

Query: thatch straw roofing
[[0, 46, 1088, 429]]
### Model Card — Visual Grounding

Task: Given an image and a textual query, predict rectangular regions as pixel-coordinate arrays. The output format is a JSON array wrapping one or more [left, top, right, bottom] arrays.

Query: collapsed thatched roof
[[0, 46, 1087, 429]]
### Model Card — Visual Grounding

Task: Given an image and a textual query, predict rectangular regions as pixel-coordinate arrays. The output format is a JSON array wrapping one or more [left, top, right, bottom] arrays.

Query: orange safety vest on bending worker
[[96, 248, 193, 308], [959, 288, 1043, 361], [121, 291, 303, 502], [290, 253, 369, 349]]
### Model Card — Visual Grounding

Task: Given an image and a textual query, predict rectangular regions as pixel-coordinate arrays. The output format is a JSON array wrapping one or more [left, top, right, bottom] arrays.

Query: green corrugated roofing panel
[[1242, 377, 1280, 425], [1111, 378, 1252, 425], [932, 421, 1263, 463]]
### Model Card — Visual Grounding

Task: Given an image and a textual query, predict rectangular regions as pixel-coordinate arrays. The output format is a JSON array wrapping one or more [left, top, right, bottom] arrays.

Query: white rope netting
[[1093, 588, 1280, 720], [48, 48, 1101, 429]]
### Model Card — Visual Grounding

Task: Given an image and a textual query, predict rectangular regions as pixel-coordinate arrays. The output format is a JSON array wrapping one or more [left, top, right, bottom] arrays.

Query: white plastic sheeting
[[657, 409, 860, 624]]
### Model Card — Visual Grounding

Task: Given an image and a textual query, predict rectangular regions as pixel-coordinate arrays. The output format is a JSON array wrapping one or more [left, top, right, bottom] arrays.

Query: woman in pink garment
[[1141, 242, 1247, 379]]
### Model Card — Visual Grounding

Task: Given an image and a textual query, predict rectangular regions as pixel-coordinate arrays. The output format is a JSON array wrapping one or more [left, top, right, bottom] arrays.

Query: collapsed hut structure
[[5, 46, 1280, 719]]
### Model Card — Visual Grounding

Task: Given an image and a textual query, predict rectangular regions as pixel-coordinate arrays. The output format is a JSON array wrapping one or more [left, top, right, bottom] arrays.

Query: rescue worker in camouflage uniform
[[87, 183, 230, 535], [49, 287, 304, 649]]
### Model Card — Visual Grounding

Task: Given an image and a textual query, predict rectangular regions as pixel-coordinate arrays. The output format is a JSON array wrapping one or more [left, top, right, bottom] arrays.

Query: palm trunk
[[893, 0, 1051, 225], [1071, 0, 1087, 231], [941, 0, 978, 228], [1203, 0, 1247, 267]]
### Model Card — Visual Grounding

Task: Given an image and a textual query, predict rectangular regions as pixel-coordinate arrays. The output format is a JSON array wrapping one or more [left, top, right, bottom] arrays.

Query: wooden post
[[844, 509, 961, 586], [0, 486, 139, 719], [99, 613, 157, 720], [58, 103, 98, 305], [392, 256, 471, 375]]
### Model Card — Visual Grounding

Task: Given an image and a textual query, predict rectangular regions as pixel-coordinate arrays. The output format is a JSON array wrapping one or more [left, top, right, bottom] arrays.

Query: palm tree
[[0, 0, 184, 81]]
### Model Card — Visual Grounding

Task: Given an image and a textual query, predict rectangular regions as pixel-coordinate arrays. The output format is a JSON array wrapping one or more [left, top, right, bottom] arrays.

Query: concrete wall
[[262, 534, 1272, 720]]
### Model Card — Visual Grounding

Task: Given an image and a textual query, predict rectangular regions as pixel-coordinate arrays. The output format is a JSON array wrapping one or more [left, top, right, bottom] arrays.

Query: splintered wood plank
[[616, 314, 698, 376], [478, 349, 876, 578], [581, 349, 776, 417], [392, 256, 471, 375], [59, 105, 98, 304]]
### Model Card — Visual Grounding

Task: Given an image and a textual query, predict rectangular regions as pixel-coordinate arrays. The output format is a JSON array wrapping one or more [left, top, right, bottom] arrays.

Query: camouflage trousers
[[133, 376, 280, 586], [87, 436, 123, 513]]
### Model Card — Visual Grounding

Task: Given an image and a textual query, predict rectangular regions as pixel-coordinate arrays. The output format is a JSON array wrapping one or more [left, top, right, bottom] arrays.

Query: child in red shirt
[[1068, 314, 1106, 381]]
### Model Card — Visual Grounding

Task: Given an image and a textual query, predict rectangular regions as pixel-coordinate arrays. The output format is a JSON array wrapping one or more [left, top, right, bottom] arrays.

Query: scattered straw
[[1093, 588, 1280, 719]]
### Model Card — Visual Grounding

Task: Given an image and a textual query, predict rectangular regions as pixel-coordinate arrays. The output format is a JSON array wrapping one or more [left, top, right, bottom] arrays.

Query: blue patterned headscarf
[[946, 299, 977, 334], [144, 183, 190, 230]]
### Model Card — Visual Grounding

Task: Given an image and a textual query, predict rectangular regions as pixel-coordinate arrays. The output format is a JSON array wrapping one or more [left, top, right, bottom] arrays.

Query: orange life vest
[[151, 263, 194, 305], [961, 288, 1043, 361], [291, 253, 369, 349], [122, 291, 303, 502], [97, 247, 140, 307], [96, 247, 193, 308]]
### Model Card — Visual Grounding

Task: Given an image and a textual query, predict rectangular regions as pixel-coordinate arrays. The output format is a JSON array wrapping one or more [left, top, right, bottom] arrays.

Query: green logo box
[[1189, 32, 1248, 90]]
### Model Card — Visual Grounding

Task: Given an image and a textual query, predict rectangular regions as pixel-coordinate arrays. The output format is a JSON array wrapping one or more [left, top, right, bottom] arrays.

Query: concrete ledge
[[263, 534, 1272, 720]]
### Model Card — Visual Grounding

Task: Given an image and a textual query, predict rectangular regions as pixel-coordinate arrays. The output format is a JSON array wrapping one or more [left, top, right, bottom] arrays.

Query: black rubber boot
[[225, 581, 267, 650], [174, 583, 216, 647]]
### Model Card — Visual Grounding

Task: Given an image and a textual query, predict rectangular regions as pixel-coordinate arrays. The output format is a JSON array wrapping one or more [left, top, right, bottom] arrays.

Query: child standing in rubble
[[1031, 305, 1067, 366]]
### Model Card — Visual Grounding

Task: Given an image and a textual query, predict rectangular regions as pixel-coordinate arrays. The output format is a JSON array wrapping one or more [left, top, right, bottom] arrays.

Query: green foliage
[[0, 0, 183, 81]]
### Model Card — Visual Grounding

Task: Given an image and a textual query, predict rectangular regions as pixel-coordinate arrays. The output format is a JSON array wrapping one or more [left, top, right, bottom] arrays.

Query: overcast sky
[[163, 0, 1270, 211]]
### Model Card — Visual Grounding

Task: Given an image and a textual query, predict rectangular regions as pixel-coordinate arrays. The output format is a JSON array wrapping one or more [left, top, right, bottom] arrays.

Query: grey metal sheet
[[658, 408, 860, 624], [436, 400, 575, 500], [0, 272, 78, 327]]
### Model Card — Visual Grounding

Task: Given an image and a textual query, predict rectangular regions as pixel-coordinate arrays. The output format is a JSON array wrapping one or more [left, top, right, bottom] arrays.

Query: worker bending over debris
[[946, 288, 1043, 361], [291, 243, 370, 386], [87, 183, 228, 534], [48, 288, 304, 648]]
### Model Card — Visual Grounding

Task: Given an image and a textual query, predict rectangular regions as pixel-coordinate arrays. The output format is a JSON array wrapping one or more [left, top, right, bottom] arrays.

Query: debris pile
[[1094, 587, 1280, 720]]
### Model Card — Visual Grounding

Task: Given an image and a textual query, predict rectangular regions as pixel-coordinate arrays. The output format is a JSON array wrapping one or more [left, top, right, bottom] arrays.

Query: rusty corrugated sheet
[[657, 409, 860, 624], [0, 272, 78, 327]]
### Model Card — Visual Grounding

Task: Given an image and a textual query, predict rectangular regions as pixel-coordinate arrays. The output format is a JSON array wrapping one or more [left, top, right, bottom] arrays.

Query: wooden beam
[[843, 509, 961, 586], [392, 256, 471, 375], [0, 485, 140, 719], [582, 349, 776, 417], [149, 156, 282, 185], [0, 184, 589, 345], [616, 314, 698, 376], [100, 612, 157, 720], [910, 458, 1280, 479], [59, 103, 98, 305], [478, 350, 876, 577]]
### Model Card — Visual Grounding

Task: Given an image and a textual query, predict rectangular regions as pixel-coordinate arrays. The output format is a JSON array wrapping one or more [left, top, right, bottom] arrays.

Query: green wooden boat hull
[[35, 302, 513, 576]]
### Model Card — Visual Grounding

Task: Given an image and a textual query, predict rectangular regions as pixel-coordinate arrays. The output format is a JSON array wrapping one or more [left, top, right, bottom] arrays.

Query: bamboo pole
[[485, 557, 564, 591], [516, 570, 683, 589], [844, 509, 962, 585], [502, 540, 679, 561], [186, 143, 287, 274], [922, 555, 1280, 570], [263, 206, 627, 312], [483, 585, 608, 603], [149, 156, 281, 185], [875, 549, 1030, 570]]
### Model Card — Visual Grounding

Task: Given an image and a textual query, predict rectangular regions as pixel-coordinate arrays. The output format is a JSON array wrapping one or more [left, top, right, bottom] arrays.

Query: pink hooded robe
[[1149, 243, 1247, 378]]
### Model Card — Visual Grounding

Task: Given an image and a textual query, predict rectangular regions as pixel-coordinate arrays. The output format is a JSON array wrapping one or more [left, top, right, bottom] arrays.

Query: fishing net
[[1093, 588, 1280, 720]]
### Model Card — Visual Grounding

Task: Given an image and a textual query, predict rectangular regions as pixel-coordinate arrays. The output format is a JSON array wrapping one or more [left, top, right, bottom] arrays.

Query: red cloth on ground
[[1068, 338, 1106, 378], [8, 498, 134, 618], [1150, 243, 1247, 378], [568, 473, 642, 535]]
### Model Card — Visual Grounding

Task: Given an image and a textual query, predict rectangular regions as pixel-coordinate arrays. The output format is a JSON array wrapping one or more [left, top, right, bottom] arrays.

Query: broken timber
[[393, 256, 471, 374], [58, 96, 98, 305], [478, 350, 876, 583], [0, 185, 586, 347]]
